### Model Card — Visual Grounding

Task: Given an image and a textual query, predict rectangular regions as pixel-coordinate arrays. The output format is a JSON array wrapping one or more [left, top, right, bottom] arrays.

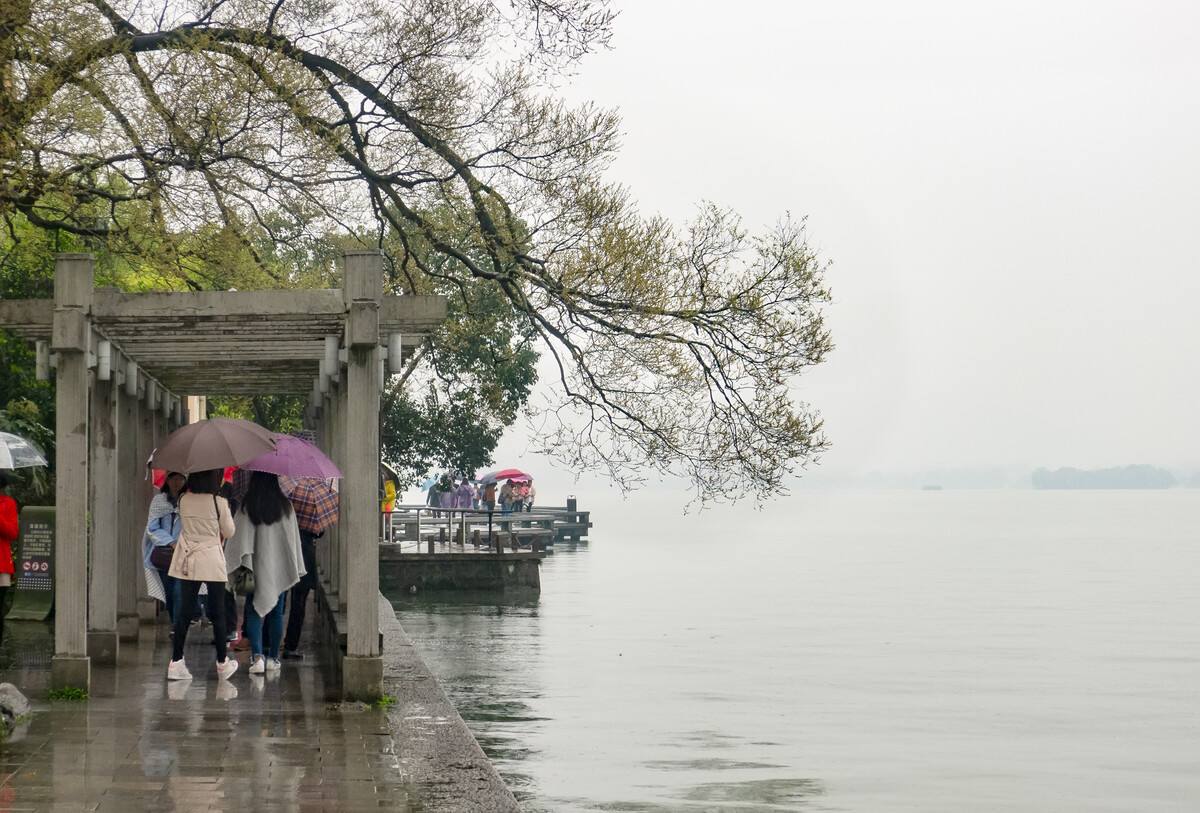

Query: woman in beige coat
[[167, 469, 238, 681]]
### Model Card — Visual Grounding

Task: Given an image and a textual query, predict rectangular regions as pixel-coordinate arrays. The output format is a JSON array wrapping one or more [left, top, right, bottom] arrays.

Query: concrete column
[[336, 378, 348, 610], [317, 402, 332, 589], [51, 253, 92, 691], [341, 250, 383, 700], [116, 383, 141, 641], [87, 373, 119, 664], [324, 383, 340, 603], [135, 383, 157, 623]]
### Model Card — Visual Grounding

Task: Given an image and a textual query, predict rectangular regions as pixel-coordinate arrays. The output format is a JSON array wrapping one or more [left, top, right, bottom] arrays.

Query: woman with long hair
[[144, 471, 185, 625], [225, 471, 305, 675], [167, 469, 237, 681]]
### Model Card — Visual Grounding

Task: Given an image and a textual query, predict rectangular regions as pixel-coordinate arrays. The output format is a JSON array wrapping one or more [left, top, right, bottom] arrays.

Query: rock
[[0, 684, 30, 723]]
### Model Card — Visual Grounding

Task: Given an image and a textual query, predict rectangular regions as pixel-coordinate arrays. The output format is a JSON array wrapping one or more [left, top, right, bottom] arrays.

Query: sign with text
[[8, 506, 55, 621]]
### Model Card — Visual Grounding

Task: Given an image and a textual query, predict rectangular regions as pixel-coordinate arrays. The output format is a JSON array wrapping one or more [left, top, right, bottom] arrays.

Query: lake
[[388, 490, 1200, 811]]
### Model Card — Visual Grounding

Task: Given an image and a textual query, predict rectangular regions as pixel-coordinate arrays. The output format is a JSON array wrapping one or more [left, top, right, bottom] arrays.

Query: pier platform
[[0, 595, 518, 812]]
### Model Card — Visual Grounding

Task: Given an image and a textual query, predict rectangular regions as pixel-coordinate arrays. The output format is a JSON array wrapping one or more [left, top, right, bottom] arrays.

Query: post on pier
[[341, 250, 383, 700], [116, 365, 141, 640], [135, 376, 157, 623], [87, 359, 120, 664], [51, 254, 93, 691]]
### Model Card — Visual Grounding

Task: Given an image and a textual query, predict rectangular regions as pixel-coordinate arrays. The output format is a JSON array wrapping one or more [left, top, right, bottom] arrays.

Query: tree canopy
[[1, 0, 833, 500]]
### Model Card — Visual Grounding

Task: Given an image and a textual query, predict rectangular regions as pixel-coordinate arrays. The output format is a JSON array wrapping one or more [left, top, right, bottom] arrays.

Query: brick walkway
[[0, 613, 420, 811]]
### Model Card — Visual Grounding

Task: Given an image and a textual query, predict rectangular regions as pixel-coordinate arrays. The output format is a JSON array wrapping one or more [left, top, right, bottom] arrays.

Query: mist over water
[[389, 491, 1200, 811]]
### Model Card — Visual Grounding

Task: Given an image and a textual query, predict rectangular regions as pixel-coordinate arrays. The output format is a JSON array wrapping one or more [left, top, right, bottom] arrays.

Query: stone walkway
[[0, 614, 421, 811]]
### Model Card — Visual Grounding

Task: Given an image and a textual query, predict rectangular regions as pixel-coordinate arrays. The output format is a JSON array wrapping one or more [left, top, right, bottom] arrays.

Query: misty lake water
[[388, 490, 1200, 811]]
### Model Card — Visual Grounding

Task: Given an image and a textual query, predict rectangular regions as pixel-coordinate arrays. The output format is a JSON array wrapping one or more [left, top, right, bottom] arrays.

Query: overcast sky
[[491, 0, 1199, 498]]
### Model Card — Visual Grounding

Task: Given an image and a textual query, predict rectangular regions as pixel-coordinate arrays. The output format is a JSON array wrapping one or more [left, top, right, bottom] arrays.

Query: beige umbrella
[[152, 418, 276, 474]]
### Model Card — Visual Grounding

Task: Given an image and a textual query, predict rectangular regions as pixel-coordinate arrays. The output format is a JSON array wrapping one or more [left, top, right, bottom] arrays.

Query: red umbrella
[[487, 468, 530, 483]]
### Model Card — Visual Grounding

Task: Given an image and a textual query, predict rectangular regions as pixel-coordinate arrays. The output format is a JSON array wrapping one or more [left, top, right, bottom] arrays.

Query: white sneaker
[[216, 658, 238, 681], [265, 658, 282, 673], [167, 659, 192, 681], [249, 656, 265, 675]]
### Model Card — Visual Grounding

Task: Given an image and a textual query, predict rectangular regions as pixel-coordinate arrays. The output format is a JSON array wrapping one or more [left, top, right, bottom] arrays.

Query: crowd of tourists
[[426, 474, 536, 514], [145, 468, 317, 682]]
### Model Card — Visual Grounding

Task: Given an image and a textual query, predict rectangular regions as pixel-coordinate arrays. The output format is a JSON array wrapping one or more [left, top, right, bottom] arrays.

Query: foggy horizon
[[488, 0, 1197, 495]]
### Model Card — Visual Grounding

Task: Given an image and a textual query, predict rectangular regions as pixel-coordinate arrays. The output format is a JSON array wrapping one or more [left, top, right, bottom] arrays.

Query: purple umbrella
[[241, 434, 342, 479]]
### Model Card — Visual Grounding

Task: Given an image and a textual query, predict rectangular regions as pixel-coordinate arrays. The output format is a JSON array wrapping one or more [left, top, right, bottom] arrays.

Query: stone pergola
[[0, 251, 446, 698]]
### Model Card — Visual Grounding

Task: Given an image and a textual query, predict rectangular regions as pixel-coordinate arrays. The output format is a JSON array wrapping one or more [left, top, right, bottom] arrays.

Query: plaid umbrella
[[280, 476, 340, 535]]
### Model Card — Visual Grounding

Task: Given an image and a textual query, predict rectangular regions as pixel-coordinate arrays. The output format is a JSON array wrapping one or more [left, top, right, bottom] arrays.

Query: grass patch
[[374, 694, 397, 709], [47, 687, 88, 702]]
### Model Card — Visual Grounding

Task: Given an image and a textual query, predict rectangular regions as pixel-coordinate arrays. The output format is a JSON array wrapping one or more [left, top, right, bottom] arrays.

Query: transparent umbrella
[[0, 432, 48, 469]]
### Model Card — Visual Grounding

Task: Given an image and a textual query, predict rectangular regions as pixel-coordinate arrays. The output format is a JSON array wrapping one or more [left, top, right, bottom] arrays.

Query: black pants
[[173, 580, 227, 662], [283, 532, 317, 652]]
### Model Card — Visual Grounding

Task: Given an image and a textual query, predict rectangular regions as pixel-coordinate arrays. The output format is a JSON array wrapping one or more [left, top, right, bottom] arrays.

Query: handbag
[[227, 516, 256, 596], [149, 541, 174, 571], [228, 565, 255, 596], [148, 510, 178, 570]]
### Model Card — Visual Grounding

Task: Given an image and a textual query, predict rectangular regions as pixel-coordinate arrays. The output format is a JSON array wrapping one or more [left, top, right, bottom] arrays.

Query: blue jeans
[[242, 592, 286, 659]]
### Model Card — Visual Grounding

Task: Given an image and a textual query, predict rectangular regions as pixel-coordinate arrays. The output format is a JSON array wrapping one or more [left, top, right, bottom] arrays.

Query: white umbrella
[[0, 432, 48, 469]]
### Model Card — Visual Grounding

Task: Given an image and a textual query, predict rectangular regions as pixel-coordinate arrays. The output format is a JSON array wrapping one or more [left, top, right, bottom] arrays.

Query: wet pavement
[[0, 612, 421, 811]]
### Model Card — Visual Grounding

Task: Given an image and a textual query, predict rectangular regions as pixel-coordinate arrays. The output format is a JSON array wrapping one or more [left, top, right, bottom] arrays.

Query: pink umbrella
[[242, 434, 342, 479]]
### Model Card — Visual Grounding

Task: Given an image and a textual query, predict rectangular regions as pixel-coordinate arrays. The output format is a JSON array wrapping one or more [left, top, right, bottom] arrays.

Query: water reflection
[[389, 588, 548, 805], [390, 492, 1200, 812]]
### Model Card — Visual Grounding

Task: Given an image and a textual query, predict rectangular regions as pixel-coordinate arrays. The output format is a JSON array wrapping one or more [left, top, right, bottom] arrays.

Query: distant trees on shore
[[1032, 465, 1178, 490]]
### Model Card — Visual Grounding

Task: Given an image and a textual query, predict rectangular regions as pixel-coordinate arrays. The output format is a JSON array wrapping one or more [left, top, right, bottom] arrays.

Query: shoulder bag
[[148, 507, 178, 571], [227, 508, 256, 596]]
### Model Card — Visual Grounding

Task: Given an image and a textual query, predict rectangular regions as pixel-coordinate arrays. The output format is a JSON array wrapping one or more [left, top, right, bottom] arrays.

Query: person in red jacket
[[0, 472, 17, 646]]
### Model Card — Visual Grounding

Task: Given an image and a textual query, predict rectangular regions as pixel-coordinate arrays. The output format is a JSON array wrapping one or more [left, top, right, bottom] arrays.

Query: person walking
[[144, 471, 185, 625], [524, 480, 536, 512], [453, 478, 475, 510], [482, 481, 497, 512], [511, 481, 526, 513], [499, 479, 514, 514], [0, 473, 18, 646], [225, 471, 305, 675], [281, 526, 318, 660], [167, 469, 238, 681]]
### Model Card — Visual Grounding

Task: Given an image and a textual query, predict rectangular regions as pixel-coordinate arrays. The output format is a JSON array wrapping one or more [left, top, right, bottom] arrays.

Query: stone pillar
[[116, 379, 141, 641], [135, 381, 157, 623], [336, 377, 348, 611], [318, 398, 333, 591], [341, 251, 382, 700], [323, 382, 340, 604], [87, 373, 119, 664], [51, 254, 92, 691]]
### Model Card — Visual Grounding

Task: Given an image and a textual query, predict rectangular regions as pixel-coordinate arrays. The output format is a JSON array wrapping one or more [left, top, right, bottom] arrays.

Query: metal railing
[[382, 503, 565, 553]]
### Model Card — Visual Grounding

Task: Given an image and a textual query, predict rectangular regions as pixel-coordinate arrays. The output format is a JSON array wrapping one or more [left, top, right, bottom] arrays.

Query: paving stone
[[0, 619, 421, 811]]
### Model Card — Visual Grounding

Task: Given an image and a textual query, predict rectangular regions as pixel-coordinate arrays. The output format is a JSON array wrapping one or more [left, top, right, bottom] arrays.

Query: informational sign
[[8, 506, 55, 621]]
